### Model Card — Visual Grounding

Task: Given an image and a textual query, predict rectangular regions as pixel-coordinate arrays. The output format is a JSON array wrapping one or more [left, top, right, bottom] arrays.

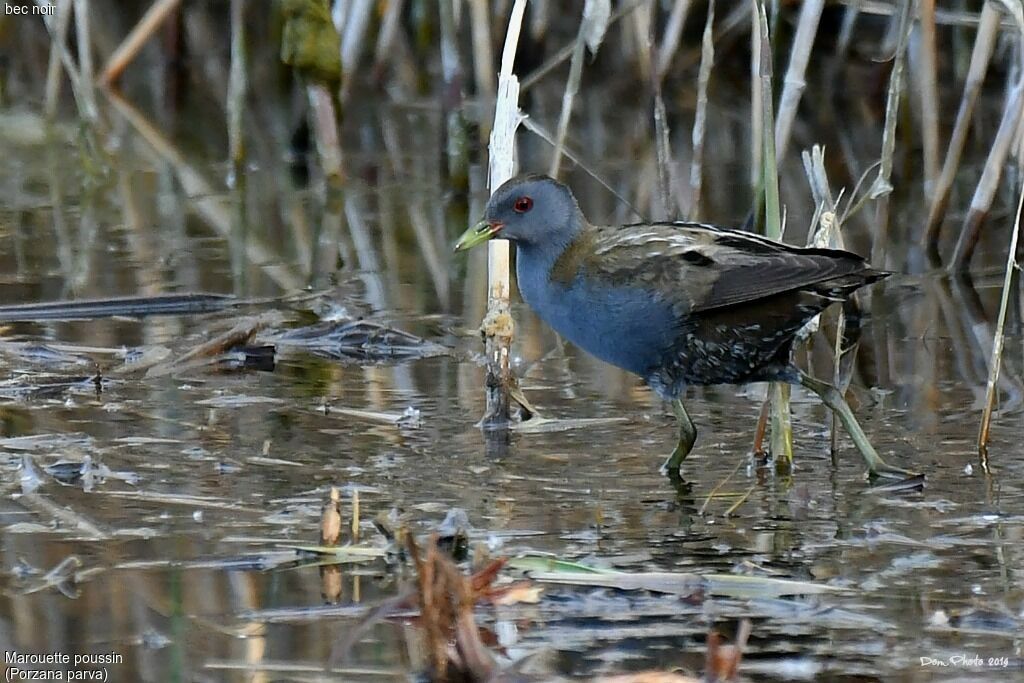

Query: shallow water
[[2, 11, 1024, 682]]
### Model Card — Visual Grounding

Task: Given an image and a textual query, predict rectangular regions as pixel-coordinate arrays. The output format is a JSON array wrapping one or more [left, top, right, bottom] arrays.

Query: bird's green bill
[[453, 219, 503, 252]]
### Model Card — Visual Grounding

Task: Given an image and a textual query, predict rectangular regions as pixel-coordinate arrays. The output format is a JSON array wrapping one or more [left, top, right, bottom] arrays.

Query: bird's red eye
[[513, 196, 533, 213]]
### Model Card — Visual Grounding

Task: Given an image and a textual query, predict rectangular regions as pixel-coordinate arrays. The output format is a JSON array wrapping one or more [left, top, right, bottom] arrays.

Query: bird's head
[[454, 174, 583, 252]]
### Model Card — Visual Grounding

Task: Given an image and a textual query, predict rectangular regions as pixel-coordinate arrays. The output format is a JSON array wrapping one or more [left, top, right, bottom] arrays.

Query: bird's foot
[[659, 444, 690, 477]]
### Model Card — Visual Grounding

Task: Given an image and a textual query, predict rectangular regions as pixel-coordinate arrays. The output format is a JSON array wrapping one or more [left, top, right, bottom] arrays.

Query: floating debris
[[271, 320, 449, 363], [0, 293, 235, 322]]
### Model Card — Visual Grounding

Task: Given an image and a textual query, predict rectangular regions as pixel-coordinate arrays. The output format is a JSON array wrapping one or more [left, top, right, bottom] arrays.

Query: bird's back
[[521, 221, 885, 399]]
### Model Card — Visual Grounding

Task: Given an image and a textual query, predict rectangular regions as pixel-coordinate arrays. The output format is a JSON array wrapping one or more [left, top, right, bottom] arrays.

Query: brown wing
[[585, 222, 877, 314]]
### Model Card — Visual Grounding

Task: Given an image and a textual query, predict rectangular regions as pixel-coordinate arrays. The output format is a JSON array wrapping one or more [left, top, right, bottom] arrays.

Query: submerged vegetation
[[0, 0, 1022, 680]]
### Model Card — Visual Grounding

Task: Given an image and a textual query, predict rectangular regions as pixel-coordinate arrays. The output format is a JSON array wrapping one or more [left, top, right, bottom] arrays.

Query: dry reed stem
[[836, 4, 860, 58], [99, 0, 181, 86], [520, 0, 645, 92], [43, 0, 72, 119], [550, 0, 609, 178], [749, 5, 762, 192], [873, 0, 913, 199], [688, 0, 715, 218], [952, 78, 1024, 268], [653, 83, 675, 219], [774, 0, 824, 162], [752, 0, 792, 465], [924, 2, 1000, 246], [72, 0, 95, 117], [227, 0, 247, 178], [549, 11, 587, 178], [952, 2, 1024, 267], [339, 0, 373, 100], [468, 0, 495, 136], [869, 0, 913, 265], [978, 177, 1024, 454], [372, 0, 406, 77], [802, 146, 849, 449], [917, 0, 941, 196], [307, 84, 344, 184], [482, 0, 527, 427], [35, 0, 94, 123], [655, 0, 693, 81]]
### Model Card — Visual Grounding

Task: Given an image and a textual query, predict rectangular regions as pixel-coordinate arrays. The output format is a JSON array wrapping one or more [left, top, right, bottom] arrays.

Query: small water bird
[[455, 174, 917, 479]]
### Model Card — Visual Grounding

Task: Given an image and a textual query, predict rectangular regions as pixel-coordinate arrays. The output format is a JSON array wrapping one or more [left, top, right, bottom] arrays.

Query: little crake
[[455, 173, 916, 480]]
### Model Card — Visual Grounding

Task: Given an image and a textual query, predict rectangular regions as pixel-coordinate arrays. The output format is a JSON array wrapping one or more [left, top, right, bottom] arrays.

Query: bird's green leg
[[797, 371, 920, 480], [660, 399, 697, 475]]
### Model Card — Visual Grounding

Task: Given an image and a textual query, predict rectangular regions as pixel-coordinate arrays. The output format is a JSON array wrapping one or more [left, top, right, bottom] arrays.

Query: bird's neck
[[516, 209, 587, 268]]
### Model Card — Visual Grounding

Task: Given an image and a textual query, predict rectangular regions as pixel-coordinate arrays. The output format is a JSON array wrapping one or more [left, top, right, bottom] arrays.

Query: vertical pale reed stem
[[655, 0, 693, 81], [753, 0, 792, 467], [924, 2, 999, 246], [549, 16, 586, 178], [774, 0, 823, 162], [749, 5, 762, 193], [917, 0, 941, 197], [870, 0, 913, 266], [689, 0, 715, 218], [952, 78, 1024, 267], [978, 176, 1024, 457], [469, 0, 496, 137], [43, 0, 72, 119], [482, 0, 528, 426], [227, 0, 247, 181], [72, 0, 96, 120]]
